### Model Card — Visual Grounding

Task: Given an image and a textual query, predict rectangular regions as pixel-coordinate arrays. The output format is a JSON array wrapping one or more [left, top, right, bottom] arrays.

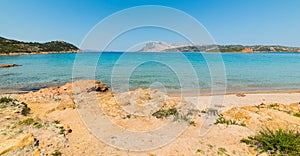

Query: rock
[[236, 93, 246, 97], [247, 147, 256, 155], [0, 133, 35, 155], [0, 64, 22, 68], [56, 103, 75, 110], [94, 81, 109, 92], [4, 116, 11, 120], [242, 48, 253, 53], [31, 148, 41, 156], [72, 80, 109, 94]]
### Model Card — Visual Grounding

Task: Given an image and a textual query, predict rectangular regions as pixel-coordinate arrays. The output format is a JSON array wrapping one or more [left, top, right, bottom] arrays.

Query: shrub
[[51, 150, 62, 156], [215, 116, 246, 126], [294, 113, 300, 118], [152, 108, 178, 119], [241, 128, 300, 155], [18, 118, 35, 125], [0, 97, 14, 103], [18, 118, 43, 128], [21, 104, 31, 116], [217, 147, 227, 155]]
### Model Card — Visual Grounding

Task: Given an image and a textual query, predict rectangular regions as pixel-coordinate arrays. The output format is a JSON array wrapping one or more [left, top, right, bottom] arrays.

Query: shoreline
[[0, 50, 83, 56], [168, 89, 300, 97], [2, 85, 300, 97]]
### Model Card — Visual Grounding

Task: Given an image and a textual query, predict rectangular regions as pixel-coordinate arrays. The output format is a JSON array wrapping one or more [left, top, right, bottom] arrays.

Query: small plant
[[240, 122, 246, 127], [21, 104, 31, 116], [59, 127, 65, 135], [268, 103, 278, 108], [0, 97, 14, 108], [53, 120, 61, 124], [152, 108, 178, 119], [18, 118, 35, 125], [33, 122, 43, 129], [241, 128, 300, 155], [196, 149, 203, 154], [0, 97, 14, 103], [54, 98, 61, 102], [294, 113, 300, 118], [51, 150, 62, 156], [18, 118, 43, 128], [217, 147, 227, 155], [0, 103, 7, 109], [215, 116, 246, 127], [189, 121, 196, 126]]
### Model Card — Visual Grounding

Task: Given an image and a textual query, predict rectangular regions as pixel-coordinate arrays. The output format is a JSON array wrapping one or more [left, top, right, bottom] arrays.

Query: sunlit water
[[1, 52, 300, 94]]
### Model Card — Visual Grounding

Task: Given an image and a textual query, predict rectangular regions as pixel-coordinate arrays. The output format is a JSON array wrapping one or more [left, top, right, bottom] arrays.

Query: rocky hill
[[0, 37, 80, 54], [138, 42, 300, 52]]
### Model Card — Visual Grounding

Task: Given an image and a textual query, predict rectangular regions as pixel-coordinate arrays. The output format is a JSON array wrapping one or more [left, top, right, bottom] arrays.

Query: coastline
[[0, 50, 83, 56], [2, 83, 300, 97]]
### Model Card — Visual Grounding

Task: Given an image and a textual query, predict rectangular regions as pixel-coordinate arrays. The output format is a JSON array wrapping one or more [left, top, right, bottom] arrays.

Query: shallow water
[[0, 52, 300, 94]]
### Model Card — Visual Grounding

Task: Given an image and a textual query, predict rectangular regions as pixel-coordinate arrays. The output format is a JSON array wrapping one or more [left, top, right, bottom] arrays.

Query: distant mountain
[[0, 36, 81, 54], [138, 42, 193, 52], [137, 42, 300, 52]]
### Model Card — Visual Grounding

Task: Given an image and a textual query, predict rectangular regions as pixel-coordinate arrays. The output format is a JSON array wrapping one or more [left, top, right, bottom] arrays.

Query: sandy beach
[[1, 80, 299, 155]]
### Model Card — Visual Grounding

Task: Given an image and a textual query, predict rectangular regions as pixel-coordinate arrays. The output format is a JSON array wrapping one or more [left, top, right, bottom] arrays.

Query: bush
[[0, 97, 14, 103], [51, 150, 62, 156], [294, 113, 300, 118], [18, 118, 35, 125], [21, 104, 31, 116], [18, 118, 43, 128], [152, 108, 178, 119], [241, 128, 300, 155], [215, 116, 246, 126]]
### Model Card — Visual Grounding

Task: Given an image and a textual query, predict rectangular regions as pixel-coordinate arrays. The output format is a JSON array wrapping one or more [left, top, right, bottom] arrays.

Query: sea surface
[[1, 52, 300, 94]]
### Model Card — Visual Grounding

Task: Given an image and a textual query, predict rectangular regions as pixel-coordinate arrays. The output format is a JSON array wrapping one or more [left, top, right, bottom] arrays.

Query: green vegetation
[[294, 113, 300, 118], [152, 108, 196, 126], [18, 118, 35, 125], [53, 120, 61, 124], [58, 127, 65, 135], [152, 108, 178, 119], [0, 97, 31, 115], [21, 103, 31, 116], [0, 36, 80, 54], [215, 116, 246, 127], [217, 147, 228, 155], [0, 97, 14, 103], [51, 150, 62, 156], [18, 118, 43, 129], [241, 128, 300, 155]]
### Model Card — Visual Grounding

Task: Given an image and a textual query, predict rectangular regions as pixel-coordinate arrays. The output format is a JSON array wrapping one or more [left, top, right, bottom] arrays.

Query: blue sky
[[1, 0, 300, 50]]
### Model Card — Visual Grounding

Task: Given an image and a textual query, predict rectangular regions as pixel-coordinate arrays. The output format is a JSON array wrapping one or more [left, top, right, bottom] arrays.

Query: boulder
[[72, 80, 109, 94]]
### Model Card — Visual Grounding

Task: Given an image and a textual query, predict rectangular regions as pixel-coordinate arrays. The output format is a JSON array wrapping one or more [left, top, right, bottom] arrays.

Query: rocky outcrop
[[0, 133, 34, 155], [0, 64, 22, 68], [2, 80, 300, 155], [221, 102, 300, 131]]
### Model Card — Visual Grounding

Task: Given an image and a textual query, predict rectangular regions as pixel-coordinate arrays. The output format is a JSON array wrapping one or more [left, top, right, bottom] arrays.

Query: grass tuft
[[215, 116, 246, 127]]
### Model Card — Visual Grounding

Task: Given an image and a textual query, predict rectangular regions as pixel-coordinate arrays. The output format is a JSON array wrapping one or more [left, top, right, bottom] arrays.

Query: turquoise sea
[[0, 52, 300, 94]]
